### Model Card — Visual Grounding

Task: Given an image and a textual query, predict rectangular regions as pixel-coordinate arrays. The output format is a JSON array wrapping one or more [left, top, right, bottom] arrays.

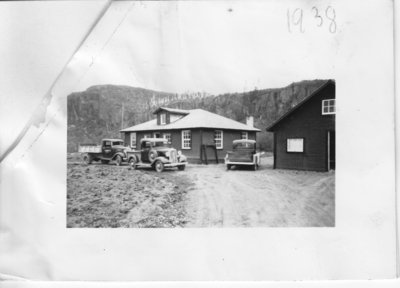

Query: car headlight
[[177, 150, 182, 156], [165, 151, 170, 158]]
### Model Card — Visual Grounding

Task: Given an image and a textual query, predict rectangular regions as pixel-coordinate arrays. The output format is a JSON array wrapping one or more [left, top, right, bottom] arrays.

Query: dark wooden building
[[266, 80, 335, 171], [120, 107, 260, 163]]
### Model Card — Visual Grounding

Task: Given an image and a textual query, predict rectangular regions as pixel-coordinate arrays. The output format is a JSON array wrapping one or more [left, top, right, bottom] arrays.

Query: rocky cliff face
[[67, 80, 328, 152]]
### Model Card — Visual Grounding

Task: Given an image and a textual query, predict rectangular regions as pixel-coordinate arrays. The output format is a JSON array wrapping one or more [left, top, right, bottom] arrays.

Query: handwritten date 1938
[[287, 6, 337, 33]]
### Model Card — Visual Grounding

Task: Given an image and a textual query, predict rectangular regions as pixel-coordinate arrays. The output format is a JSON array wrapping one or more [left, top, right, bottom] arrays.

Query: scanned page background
[[0, 0, 398, 283]]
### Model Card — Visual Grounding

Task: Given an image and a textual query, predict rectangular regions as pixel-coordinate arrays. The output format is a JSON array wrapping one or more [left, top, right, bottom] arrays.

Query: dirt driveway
[[67, 156, 334, 228], [181, 157, 335, 227]]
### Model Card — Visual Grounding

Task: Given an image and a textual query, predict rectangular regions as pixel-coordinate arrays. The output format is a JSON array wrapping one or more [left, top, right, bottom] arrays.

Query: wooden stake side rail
[[200, 144, 219, 165]]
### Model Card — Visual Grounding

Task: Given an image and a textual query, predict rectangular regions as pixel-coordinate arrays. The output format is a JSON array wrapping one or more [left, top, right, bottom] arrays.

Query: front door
[[327, 131, 336, 170]]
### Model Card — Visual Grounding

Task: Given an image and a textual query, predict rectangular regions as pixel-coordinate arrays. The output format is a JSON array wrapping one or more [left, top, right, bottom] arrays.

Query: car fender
[[178, 154, 187, 163], [151, 156, 169, 165], [128, 154, 139, 162], [112, 152, 126, 160]]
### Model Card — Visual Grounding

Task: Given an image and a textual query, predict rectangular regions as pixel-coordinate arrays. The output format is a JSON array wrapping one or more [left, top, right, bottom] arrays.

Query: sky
[[68, 0, 346, 95]]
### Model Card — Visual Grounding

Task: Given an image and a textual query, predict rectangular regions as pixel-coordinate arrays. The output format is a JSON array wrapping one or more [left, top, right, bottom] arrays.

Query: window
[[322, 99, 335, 115], [214, 130, 223, 149], [182, 130, 191, 149], [130, 132, 137, 149], [163, 133, 171, 144], [143, 134, 151, 139], [241, 131, 248, 140], [287, 138, 304, 152], [160, 113, 166, 125]]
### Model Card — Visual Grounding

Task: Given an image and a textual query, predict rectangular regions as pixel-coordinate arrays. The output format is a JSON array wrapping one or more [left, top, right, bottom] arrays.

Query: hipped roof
[[121, 108, 260, 132]]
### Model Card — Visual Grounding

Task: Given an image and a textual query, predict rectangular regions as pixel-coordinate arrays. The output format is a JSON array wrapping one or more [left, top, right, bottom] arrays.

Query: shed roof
[[266, 80, 335, 132], [121, 108, 261, 132]]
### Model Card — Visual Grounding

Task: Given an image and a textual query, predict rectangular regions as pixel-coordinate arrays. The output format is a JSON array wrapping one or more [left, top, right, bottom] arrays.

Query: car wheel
[[128, 157, 137, 169], [101, 160, 109, 164], [83, 154, 92, 165], [178, 165, 185, 171], [148, 150, 158, 162], [226, 164, 231, 170], [154, 160, 164, 172], [115, 155, 122, 166]]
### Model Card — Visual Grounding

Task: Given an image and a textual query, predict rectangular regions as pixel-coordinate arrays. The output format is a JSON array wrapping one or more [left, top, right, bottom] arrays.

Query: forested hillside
[[67, 80, 328, 152]]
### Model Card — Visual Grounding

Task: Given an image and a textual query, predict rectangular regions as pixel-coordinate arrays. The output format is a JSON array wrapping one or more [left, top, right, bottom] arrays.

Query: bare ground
[[67, 156, 334, 228], [182, 157, 334, 227], [67, 162, 193, 228]]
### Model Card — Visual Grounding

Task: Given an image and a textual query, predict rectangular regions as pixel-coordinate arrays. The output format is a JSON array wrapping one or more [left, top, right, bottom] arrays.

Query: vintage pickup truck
[[79, 138, 130, 165], [126, 138, 187, 172], [225, 139, 261, 171]]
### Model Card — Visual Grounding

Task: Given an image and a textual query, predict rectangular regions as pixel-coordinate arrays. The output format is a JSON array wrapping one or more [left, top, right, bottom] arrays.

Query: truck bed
[[79, 144, 102, 153], [227, 150, 254, 163]]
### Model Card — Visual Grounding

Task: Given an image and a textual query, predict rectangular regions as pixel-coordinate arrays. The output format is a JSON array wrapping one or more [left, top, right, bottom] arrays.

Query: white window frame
[[130, 132, 137, 149], [163, 133, 172, 144], [214, 130, 223, 149], [160, 113, 167, 125], [322, 99, 335, 115], [241, 131, 248, 140], [287, 138, 304, 153], [181, 130, 191, 149]]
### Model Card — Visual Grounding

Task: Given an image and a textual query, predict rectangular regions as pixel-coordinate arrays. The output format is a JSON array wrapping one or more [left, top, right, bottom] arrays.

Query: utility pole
[[121, 103, 124, 130]]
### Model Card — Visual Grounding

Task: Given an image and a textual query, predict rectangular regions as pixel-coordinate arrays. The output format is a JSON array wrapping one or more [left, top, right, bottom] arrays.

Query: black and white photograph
[[0, 0, 397, 283], [63, 1, 339, 229], [67, 79, 335, 228]]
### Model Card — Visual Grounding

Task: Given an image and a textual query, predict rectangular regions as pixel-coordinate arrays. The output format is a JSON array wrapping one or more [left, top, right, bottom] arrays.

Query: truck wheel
[[178, 165, 185, 171], [101, 160, 109, 164], [128, 157, 137, 169], [115, 155, 122, 166], [148, 150, 158, 162], [83, 154, 92, 165], [154, 160, 164, 173]]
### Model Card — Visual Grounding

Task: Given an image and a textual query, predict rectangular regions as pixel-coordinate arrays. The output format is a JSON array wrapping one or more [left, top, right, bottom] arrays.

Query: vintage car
[[79, 138, 130, 166], [126, 138, 187, 172], [225, 139, 261, 171]]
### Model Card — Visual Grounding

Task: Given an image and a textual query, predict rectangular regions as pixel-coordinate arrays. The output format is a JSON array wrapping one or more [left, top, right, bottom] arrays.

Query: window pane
[[322, 99, 335, 115], [214, 130, 223, 149], [182, 130, 191, 148]]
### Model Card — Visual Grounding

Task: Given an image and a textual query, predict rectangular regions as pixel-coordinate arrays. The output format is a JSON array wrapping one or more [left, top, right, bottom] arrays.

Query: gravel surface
[[67, 156, 334, 228]]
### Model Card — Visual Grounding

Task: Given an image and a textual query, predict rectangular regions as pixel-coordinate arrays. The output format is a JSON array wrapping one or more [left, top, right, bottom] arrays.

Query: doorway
[[327, 130, 336, 170]]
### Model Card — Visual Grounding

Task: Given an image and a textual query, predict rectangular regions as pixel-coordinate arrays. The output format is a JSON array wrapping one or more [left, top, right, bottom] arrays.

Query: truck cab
[[79, 138, 129, 165]]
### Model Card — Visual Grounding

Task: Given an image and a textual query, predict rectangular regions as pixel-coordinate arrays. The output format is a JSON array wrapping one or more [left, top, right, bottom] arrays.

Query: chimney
[[246, 116, 254, 127]]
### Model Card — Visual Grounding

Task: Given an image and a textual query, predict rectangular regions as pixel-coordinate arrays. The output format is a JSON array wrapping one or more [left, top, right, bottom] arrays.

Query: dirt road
[[67, 155, 334, 227], [181, 157, 334, 227]]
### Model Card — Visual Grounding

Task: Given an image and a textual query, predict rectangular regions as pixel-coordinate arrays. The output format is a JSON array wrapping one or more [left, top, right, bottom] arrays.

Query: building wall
[[123, 129, 257, 163], [272, 83, 335, 171]]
